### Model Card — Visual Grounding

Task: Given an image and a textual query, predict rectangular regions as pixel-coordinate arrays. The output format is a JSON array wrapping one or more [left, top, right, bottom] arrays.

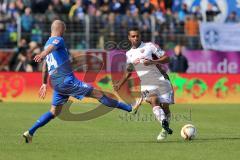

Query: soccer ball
[[181, 124, 197, 140]]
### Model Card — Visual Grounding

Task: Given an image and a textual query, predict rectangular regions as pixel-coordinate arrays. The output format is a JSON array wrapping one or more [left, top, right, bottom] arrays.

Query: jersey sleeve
[[48, 37, 63, 50], [149, 43, 165, 58]]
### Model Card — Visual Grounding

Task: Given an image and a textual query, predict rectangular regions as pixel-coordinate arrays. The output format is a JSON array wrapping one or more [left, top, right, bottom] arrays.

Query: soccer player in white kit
[[114, 27, 174, 140]]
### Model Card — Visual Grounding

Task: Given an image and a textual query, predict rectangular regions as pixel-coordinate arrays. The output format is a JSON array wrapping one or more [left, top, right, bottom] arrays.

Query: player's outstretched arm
[[39, 61, 48, 99], [34, 45, 55, 63], [113, 63, 133, 91], [154, 54, 170, 64], [143, 54, 170, 66]]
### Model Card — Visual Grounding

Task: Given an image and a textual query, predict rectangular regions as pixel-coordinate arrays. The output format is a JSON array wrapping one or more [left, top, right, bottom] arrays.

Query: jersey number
[[46, 54, 58, 73]]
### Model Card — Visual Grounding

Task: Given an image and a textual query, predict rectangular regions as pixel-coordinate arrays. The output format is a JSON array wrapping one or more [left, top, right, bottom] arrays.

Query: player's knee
[[49, 110, 57, 117], [50, 107, 62, 117], [50, 110, 57, 117], [147, 95, 159, 106]]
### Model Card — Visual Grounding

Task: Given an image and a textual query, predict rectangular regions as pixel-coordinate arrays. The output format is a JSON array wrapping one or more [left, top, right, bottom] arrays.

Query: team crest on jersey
[[140, 49, 145, 53], [52, 39, 60, 44]]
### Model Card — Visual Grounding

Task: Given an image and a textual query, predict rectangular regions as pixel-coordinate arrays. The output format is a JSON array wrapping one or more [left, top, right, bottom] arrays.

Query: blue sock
[[99, 95, 132, 112], [29, 111, 54, 136]]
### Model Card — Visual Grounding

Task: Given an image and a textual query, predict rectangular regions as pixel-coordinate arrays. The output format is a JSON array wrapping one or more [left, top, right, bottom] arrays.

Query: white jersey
[[126, 42, 173, 96]]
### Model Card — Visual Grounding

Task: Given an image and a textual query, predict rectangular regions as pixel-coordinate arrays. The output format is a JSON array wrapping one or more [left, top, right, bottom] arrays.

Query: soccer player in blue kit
[[23, 20, 138, 143]]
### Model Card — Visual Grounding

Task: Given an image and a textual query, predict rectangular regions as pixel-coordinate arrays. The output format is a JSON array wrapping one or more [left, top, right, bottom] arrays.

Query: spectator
[[31, 24, 43, 43], [153, 7, 165, 37], [140, 1, 154, 14], [89, 10, 103, 48], [164, 0, 172, 10], [6, 2, 19, 19], [119, 0, 127, 15], [109, 0, 121, 13], [173, 11, 184, 34], [45, 4, 59, 22], [6, 20, 18, 45], [140, 12, 152, 41], [21, 7, 34, 33], [51, 0, 63, 14], [87, 0, 98, 16], [9, 38, 28, 71], [27, 41, 41, 71], [226, 11, 239, 23], [61, 0, 72, 14], [0, 52, 10, 71], [123, 9, 140, 29], [31, 0, 50, 13], [154, 7, 165, 23], [69, 0, 86, 21], [169, 45, 189, 73], [178, 3, 189, 22], [104, 12, 117, 42], [192, 6, 202, 21], [0, 11, 7, 48], [150, 0, 166, 13], [11, 40, 39, 72], [0, 1, 7, 13], [128, 0, 138, 16], [109, 0, 127, 15], [15, 0, 25, 14], [184, 15, 199, 49], [164, 8, 176, 34], [100, 0, 110, 15], [171, 0, 182, 13], [205, 3, 221, 22]]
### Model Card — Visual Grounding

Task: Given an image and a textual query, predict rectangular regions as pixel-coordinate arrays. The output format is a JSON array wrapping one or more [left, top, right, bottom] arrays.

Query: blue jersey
[[44, 36, 93, 106], [44, 36, 72, 77]]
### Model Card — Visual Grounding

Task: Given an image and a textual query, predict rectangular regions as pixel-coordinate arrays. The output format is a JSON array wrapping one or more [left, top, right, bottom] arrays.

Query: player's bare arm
[[34, 45, 55, 63], [39, 61, 48, 99], [143, 54, 170, 66], [113, 63, 133, 91]]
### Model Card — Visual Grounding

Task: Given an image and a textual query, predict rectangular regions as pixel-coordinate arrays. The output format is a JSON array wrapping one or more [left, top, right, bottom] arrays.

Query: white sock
[[152, 106, 166, 123]]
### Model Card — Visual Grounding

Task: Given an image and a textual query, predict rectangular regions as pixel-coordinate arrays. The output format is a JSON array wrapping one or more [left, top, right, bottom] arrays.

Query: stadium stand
[[0, 0, 239, 72]]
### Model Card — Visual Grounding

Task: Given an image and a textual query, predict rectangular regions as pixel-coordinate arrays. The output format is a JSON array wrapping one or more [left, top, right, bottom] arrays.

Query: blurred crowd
[[0, 38, 41, 72], [0, 0, 239, 72], [1, 0, 239, 49]]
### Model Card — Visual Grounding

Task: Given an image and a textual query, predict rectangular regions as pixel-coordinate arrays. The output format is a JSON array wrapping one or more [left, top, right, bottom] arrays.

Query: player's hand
[[34, 54, 44, 63], [143, 59, 153, 66], [39, 84, 47, 99], [113, 82, 121, 91]]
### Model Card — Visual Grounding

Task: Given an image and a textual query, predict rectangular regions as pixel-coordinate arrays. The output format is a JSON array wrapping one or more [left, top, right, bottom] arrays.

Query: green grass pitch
[[0, 102, 240, 160]]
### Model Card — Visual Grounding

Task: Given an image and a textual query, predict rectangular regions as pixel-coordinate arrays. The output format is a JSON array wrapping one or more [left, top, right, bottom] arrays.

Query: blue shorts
[[51, 75, 93, 106]]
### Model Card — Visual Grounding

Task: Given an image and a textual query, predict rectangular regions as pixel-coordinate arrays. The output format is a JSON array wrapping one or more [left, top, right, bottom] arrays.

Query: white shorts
[[141, 85, 174, 104], [157, 90, 174, 104]]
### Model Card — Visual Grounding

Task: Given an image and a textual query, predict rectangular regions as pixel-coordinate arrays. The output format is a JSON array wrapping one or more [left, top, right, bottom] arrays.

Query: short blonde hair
[[51, 20, 66, 33]]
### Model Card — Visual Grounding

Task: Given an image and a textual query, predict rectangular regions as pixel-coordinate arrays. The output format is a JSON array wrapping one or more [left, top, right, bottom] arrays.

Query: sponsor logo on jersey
[[52, 39, 60, 44]]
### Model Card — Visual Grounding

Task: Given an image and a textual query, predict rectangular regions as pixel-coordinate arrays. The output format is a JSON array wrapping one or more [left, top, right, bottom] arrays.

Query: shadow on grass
[[194, 137, 240, 142], [97, 136, 240, 144], [18, 136, 240, 145]]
